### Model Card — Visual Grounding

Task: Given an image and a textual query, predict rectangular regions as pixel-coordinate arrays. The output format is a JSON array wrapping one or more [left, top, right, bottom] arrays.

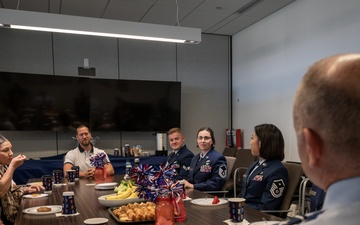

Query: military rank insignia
[[270, 179, 285, 198], [219, 164, 227, 178]]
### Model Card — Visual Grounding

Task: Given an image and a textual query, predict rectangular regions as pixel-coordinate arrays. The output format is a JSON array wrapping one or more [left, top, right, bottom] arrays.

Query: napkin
[[56, 212, 80, 217], [223, 219, 250, 225]]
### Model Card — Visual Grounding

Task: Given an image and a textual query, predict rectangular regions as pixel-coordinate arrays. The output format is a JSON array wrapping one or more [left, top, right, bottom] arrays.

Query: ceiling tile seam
[[174, 0, 206, 27], [100, 0, 111, 18], [204, 0, 264, 34], [139, 0, 160, 22]]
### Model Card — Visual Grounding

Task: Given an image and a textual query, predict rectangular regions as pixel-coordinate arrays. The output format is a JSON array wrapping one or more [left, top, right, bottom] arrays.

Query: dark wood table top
[[15, 175, 283, 225]]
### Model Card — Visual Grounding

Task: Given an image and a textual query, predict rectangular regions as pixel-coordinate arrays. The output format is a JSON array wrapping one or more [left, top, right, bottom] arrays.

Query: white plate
[[190, 198, 228, 206], [98, 194, 144, 207], [95, 182, 118, 190], [26, 181, 43, 186], [23, 193, 49, 199], [23, 205, 62, 215], [249, 221, 281, 225]]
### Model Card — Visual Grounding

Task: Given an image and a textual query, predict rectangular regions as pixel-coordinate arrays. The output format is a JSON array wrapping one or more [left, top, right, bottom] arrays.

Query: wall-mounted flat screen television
[[0, 72, 181, 132], [90, 78, 181, 132], [0, 72, 90, 131]]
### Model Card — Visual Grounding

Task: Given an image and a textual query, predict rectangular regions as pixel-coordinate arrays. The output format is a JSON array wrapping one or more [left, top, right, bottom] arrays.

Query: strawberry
[[212, 196, 220, 204]]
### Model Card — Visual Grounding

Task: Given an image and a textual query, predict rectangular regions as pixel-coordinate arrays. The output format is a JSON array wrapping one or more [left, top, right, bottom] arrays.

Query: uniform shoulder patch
[[219, 164, 227, 178], [270, 179, 285, 198]]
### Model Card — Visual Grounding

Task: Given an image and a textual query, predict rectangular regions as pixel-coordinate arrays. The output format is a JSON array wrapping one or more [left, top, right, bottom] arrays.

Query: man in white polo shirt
[[63, 125, 114, 178]]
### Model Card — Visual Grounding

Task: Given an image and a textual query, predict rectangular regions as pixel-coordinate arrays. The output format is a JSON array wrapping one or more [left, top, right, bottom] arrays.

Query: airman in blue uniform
[[187, 148, 227, 191], [239, 124, 288, 210], [166, 128, 194, 180], [182, 127, 227, 191], [240, 159, 288, 210], [166, 145, 194, 180]]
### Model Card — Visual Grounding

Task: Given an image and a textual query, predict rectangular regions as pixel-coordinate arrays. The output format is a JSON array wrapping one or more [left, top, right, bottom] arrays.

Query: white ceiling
[[0, 0, 296, 36]]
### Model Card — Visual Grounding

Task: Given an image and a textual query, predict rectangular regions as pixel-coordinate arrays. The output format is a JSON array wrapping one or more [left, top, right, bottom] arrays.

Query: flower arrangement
[[89, 152, 108, 168], [131, 164, 184, 202]]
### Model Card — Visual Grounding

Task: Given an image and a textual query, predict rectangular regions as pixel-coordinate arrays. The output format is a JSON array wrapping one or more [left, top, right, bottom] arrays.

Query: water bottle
[[125, 144, 130, 157], [125, 160, 132, 180], [134, 158, 140, 167]]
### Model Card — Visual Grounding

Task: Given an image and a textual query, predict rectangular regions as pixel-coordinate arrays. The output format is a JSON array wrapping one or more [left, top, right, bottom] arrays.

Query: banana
[[106, 189, 131, 200], [126, 191, 139, 199], [116, 186, 133, 199], [106, 180, 138, 200]]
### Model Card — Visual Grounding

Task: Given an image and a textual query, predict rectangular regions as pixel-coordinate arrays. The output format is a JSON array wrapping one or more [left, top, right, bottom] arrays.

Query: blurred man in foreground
[[292, 53, 360, 224]]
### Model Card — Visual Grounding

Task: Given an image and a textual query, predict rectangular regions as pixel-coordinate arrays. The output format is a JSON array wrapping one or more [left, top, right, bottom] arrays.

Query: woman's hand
[[9, 154, 26, 170], [182, 180, 194, 189], [25, 184, 45, 194]]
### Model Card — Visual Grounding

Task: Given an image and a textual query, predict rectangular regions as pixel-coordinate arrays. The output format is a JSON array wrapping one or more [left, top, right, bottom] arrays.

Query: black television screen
[[90, 79, 181, 132], [0, 71, 181, 132], [0, 72, 90, 131]]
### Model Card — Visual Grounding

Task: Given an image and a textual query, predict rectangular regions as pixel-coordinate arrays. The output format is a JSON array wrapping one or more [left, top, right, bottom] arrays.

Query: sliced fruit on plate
[[212, 196, 220, 204]]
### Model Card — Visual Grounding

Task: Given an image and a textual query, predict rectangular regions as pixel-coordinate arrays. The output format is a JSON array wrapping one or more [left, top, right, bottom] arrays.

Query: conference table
[[15, 175, 283, 225]]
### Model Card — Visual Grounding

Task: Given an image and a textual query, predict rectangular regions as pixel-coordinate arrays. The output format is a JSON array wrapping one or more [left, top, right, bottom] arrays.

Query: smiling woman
[[181, 127, 228, 192], [0, 135, 44, 225]]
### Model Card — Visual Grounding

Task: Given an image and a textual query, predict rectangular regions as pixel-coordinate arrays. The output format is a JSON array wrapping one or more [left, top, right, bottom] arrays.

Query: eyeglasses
[[197, 136, 212, 141]]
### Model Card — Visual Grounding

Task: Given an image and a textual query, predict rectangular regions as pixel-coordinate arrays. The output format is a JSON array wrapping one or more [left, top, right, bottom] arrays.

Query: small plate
[[23, 193, 49, 199], [95, 182, 118, 190], [23, 205, 62, 215], [26, 181, 43, 186], [98, 194, 143, 207], [190, 198, 228, 206]]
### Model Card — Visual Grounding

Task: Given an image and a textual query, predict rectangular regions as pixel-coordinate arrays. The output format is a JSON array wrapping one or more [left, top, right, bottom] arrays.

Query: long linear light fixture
[[0, 8, 201, 44]]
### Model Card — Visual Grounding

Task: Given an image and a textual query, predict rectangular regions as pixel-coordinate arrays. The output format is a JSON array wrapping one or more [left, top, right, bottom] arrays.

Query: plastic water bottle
[[134, 158, 140, 167], [124, 160, 132, 180]]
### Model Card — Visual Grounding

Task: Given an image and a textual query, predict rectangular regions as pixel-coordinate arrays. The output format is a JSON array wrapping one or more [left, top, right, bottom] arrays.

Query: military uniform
[[239, 159, 288, 210], [309, 184, 325, 212], [187, 148, 227, 191], [166, 144, 194, 180]]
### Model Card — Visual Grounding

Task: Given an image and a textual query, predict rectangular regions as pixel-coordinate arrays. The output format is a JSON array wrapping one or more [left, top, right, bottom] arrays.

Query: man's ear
[[303, 128, 323, 167]]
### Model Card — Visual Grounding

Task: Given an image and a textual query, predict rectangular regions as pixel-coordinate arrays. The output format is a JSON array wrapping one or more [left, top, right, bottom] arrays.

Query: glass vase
[[94, 167, 107, 183], [173, 197, 186, 222], [155, 196, 174, 225]]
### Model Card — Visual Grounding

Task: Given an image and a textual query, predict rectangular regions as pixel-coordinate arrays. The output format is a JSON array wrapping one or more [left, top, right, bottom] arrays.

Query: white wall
[[232, 0, 360, 162]]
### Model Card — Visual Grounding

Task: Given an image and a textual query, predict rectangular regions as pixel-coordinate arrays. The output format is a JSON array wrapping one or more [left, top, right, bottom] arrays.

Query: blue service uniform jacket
[[239, 159, 288, 210], [166, 145, 194, 180], [310, 184, 326, 212], [187, 148, 227, 191]]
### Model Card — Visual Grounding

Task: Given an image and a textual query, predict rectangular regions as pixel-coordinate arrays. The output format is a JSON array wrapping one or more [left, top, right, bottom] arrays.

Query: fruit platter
[[98, 180, 144, 207]]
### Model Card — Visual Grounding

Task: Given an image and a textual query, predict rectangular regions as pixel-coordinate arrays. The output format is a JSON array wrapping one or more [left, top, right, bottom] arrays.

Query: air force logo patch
[[270, 179, 285, 198], [219, 164, 227, 178]]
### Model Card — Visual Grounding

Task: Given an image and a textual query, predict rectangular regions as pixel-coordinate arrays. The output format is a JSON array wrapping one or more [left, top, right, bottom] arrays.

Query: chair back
[[220, 156, 236, 191], [230, 149, 257, 195], [278, 161, 303, 217], [222, 147, 237, 157]]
